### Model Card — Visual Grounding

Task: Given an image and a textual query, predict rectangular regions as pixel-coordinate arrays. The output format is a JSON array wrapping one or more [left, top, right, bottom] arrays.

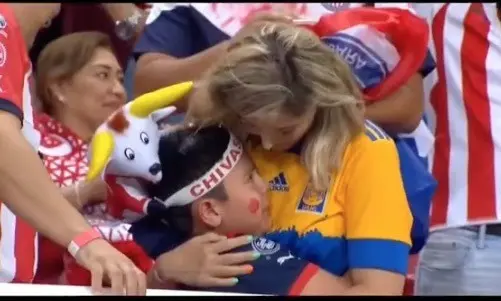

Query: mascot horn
[[86, 81, 193, 220]]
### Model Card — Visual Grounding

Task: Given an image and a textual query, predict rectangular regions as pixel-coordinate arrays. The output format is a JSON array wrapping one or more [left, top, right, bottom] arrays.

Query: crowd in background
[[0, 2, 499, 296]]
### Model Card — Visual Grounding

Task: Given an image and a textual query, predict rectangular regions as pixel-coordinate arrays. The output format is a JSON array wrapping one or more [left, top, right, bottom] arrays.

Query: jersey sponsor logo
[[269, 172, 289, 192], [251, 237, 280, 255], [0, 42, 6, 67], [277, 251, 295, 265], [296, 183, 327, 214]]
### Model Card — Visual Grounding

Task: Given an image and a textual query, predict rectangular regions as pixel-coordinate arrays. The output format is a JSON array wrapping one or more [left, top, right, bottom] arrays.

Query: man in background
[[0, 3, 145, 294], [413, 2, 501, 295]]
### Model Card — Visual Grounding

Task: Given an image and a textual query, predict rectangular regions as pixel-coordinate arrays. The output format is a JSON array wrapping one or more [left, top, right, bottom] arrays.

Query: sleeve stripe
[[365, 120, 390, 139], [347, 239, 410, 275], [365, 129, 378, 141], [0, 98, 23, 123], [364, 121, 390, 141], [288, 263, 319, 296]]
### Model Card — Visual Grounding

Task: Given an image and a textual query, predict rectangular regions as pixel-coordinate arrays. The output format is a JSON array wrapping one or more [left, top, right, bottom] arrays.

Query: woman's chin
[[271, 141, 300, 152]]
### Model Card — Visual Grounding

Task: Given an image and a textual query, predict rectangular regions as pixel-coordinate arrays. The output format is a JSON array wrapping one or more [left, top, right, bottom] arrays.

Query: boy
[[130, 125, 350, 295]]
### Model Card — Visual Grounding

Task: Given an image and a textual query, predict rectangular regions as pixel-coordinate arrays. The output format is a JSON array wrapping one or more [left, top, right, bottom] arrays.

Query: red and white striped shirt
[[415, 3, 501, 230], [0, 4, 40, 283]]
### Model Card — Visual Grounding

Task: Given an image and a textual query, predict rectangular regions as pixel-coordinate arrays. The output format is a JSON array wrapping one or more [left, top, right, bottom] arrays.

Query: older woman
[[33, 31, 152, 285]]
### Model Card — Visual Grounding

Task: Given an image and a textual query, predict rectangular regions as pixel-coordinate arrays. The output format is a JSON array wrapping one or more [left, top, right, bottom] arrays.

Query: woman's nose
[[261, 135, 273, 150], [111, 79, 126, 99]]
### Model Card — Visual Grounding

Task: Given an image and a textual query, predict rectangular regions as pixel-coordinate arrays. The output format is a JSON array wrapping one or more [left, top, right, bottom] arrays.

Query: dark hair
[[146, 125, 232, 238], [35, 31, 115, 114]]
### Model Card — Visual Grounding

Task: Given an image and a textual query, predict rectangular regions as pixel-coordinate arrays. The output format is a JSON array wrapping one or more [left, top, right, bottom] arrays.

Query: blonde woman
[[180, 22, 435, 295]]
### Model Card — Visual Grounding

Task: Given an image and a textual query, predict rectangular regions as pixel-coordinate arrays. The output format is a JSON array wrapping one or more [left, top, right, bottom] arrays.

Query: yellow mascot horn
[[129, 81, 194, 118], [86, 131, 115, 182]]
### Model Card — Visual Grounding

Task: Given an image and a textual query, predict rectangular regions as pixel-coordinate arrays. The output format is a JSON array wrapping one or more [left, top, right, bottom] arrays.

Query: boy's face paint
[[247, 198, 260, 214]]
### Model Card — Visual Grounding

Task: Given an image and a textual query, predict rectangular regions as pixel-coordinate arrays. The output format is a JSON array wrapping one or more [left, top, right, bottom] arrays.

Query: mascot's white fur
[[85, 81, 193, 220]]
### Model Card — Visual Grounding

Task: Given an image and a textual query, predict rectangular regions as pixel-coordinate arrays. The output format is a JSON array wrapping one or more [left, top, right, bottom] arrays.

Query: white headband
[[158, 133, 244, 208]]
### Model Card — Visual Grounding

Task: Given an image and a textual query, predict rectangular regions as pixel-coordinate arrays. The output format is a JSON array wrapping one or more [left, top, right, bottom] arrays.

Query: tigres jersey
[[251, 121, 413, 276]]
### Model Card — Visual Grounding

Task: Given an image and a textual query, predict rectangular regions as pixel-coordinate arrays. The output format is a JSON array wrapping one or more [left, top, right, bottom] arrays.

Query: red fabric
[[34, 114, 153, 284], [36, 113, 89, 186], [0, 4, 39, 283], [33, 113, 89, 284], [428, 3, 500, 229], [288, 263, 319, 296], [0, 4, 30, 111], [105, 175, 150, 219], [306, 7, 429, 102], [63, 240, 153, 286], [403, 255, 418, 296]]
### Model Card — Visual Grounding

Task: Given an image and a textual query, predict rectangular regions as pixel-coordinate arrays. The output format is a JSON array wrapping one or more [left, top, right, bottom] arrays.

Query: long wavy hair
[[188, 22, 365, 190]]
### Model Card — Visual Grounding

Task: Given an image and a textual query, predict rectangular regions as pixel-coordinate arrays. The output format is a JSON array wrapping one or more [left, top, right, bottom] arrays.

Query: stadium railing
[[0, 283, 256, 296]]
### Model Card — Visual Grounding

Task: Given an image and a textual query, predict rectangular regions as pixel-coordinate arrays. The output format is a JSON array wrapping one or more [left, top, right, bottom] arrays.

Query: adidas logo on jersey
[[269, 172, 289, 192]]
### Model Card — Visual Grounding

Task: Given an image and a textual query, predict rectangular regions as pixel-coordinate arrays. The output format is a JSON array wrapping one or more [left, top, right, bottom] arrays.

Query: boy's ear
[[196, 198, 223, 228]]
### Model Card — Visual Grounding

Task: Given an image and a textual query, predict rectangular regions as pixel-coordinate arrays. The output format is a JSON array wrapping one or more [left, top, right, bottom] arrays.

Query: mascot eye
[[124, 148, 135, 160], [140, 132, 150, 144]]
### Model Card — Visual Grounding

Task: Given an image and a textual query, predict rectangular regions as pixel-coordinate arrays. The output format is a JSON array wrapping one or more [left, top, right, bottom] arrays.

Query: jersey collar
[[286, 138, 304, 155], [36, 113, 88, 155]]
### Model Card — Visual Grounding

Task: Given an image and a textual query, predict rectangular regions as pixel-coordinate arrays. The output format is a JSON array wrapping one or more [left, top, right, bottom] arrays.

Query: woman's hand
[[153, 233, 259, 287], [79, 178, 108, 206], [61, 179, 108, 210], [85, 178, 108, 203], [75, 238, 147, 295]]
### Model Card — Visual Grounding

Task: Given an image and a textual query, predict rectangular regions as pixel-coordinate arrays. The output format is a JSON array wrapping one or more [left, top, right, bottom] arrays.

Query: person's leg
[[0, 203, 39, 283], [415, 227, 501, 295]]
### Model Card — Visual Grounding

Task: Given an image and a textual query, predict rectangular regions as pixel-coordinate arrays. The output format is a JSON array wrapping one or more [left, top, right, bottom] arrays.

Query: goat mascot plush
[[85, 81, 193, 221], [62, 82, 193, 286]]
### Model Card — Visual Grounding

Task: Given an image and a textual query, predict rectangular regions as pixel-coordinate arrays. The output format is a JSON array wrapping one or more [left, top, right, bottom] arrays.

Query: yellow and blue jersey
[[251, 121, 413, 276]]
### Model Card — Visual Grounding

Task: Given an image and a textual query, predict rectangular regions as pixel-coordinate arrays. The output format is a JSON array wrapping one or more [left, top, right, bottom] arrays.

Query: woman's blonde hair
[[189, 22, 365, 190]]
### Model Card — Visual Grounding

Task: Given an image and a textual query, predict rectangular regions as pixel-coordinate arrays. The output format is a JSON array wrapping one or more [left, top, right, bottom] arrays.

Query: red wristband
[[67, 228, 103, 258]]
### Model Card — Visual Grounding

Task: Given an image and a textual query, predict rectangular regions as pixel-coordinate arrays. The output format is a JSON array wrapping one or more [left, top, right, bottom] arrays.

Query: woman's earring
[[43, 20, 52, 29]]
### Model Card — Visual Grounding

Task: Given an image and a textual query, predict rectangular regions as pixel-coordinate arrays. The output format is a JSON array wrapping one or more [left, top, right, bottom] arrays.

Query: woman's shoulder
[[344, 120, 398, 160], [351, 121, 394, 146], [35, 113, 83, 159]]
